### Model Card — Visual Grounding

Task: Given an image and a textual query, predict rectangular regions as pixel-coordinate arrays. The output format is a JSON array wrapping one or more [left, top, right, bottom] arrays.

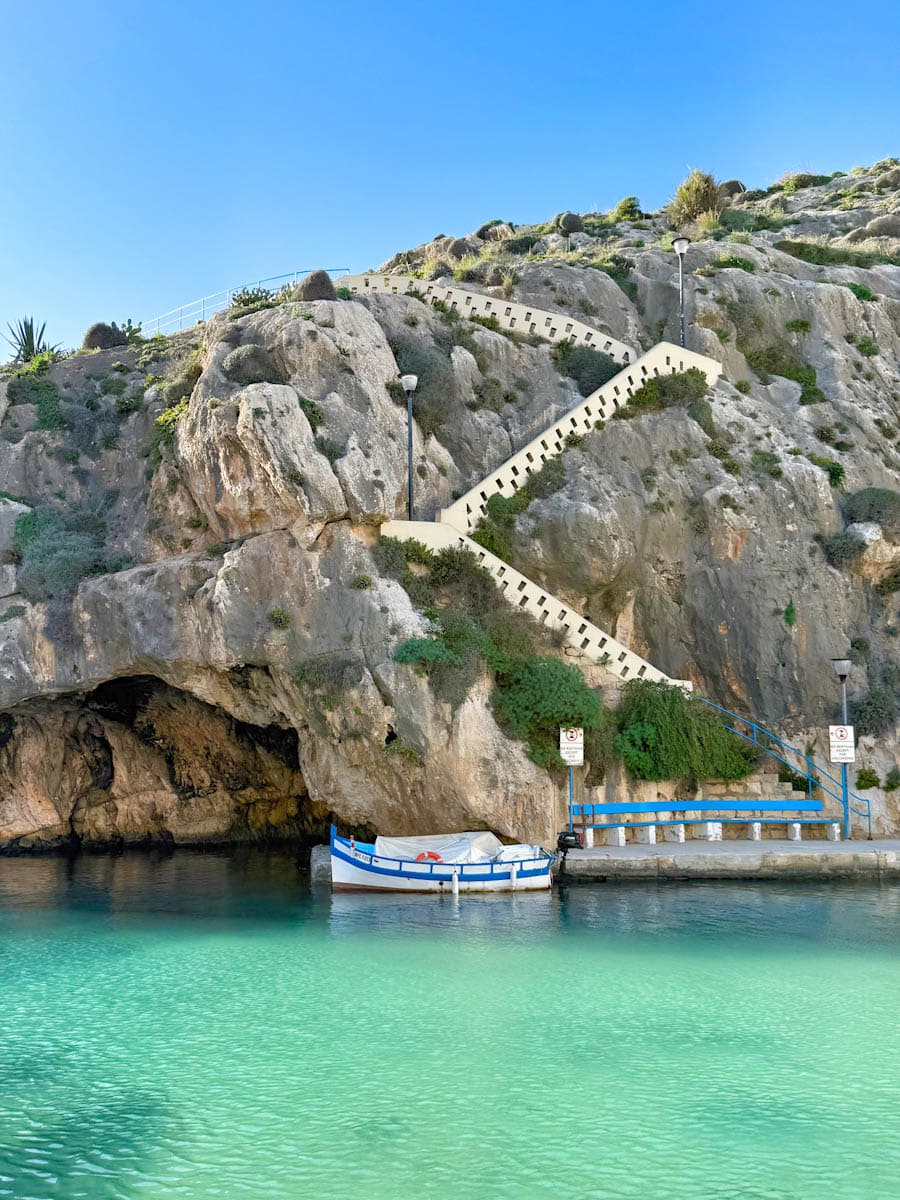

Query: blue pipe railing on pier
[[695, 697, 871, 839]]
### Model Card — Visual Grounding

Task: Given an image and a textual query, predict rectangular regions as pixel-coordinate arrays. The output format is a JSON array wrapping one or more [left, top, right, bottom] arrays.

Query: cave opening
[[0, 675, 336, 853]]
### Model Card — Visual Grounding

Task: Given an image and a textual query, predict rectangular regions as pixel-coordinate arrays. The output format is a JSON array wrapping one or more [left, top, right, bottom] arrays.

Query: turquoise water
[[0, 853, 898, 1200]]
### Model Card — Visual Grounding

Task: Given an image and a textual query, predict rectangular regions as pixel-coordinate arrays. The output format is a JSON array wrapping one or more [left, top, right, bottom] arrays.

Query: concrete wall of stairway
[[359, 272, 723, 688]]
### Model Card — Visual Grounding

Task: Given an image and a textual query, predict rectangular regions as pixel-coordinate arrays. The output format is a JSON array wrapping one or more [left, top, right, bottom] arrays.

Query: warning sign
[[559, 727, 584, 766], [829, 725, 855, 764]]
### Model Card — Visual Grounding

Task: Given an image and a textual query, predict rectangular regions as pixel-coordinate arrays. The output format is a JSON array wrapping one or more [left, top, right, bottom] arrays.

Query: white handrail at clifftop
[[140, 268, 350, 336]]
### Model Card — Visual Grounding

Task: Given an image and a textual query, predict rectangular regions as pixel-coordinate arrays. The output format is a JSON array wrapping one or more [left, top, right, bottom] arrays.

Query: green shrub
[[611, 196, 641, 222], [100, 375, 127, 396], [816, 531, 866, 568], [613, 679, 754, 784], [781, 173, 832, 193], [13, 506, 120, 601], [395, 637, 461, 667], [230, 287, 273, 309], [849, 686, 897, 736], [668, 170, 721, 226], [492, 656, 602, 769], [291, 655, 361, 710], [735, 380, 752, 395], [713, 255, 755, 273], [267, 608, 292, 629], [842, 282, 876, 301], [855, 768, 881, 790], [687, 396, 716, 438], [372, 536, 434, 579], [857, 337, 878, 357], [471, 491, 531, 560], [503, 233, 541, 255], [0, 604, 26, 623], [550, 341, 618, 397], [473, 376, 511, 412], [299, 397, 325, 431], [752, 448, 782, 478], [115, 392, 144, 415], [526, 457, 566, 499], [785, 319, 810, 333], [884, 766, 900, 792], [615, 367, 708, 418], [808, 455, 844, 487], [350, 573, 372, 590], [850, 637, 870, 662], [82, 322, 127, 351], [844, 488, 900, 536], [154, 398, 189, 446], [783, 600, 797, 626], [745, 345, 824, 404], [6, 366, 64, 431], [315, 436, 343, 464], [775, 240, 900, 268]]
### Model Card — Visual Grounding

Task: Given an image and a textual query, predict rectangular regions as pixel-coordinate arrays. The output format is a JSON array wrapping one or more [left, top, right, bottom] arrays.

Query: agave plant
[[4, 316, 58, 363]]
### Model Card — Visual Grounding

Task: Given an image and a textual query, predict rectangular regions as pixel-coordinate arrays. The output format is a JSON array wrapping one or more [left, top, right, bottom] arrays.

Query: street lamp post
[[673, 235, 691, 349], [400, 374, 418, 520], [831, 656, 852, 839]]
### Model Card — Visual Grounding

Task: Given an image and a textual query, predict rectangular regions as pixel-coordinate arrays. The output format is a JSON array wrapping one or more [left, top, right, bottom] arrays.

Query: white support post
[[695, 821, 723, 841], [750, 822, 762, 842], [663, 823, 685, 843], [827, 822, 841, 842], [636, 825, 657, 845], [582, 826, 595, 848], [606, 827, 626, 847]]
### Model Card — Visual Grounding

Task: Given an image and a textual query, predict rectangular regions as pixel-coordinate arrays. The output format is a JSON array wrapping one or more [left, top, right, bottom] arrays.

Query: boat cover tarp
[[374, 832, 504, 863]]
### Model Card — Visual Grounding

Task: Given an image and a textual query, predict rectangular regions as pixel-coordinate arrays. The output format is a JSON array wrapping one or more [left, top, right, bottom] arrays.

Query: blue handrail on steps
[[694, 697, 872, 839]]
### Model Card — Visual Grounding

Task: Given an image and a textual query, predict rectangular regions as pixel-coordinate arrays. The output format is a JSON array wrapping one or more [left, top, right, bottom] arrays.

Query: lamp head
[[400, 374, 418, 395], [831, 657, 852, 681], [672, 235, 690, 257]]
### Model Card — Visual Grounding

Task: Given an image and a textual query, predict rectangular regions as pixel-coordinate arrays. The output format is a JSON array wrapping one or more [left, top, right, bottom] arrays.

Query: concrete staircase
[[347, 273, 722, 686]]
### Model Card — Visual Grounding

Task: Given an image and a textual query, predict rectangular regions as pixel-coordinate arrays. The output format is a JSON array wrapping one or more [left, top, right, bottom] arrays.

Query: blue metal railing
[[140, 268, 351, 336], [695, 697, 871, 839]]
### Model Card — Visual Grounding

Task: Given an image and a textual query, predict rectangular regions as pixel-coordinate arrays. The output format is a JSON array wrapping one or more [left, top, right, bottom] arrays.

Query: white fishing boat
[[329, 826, 552, 893]]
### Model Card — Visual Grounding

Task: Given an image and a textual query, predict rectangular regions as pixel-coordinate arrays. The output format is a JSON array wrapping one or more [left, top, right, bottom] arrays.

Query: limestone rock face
[[3, 160, 900, 846]]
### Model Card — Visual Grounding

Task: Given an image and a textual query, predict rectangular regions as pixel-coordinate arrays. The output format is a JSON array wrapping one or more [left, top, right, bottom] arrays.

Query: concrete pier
[[559, 840, 900, 882]]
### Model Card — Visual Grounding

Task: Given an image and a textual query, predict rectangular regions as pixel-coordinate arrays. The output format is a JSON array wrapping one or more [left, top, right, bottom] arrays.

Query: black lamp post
[[831, 656, 852, 839], [400, 374, 418, 519], [673, 235, 691, 348]]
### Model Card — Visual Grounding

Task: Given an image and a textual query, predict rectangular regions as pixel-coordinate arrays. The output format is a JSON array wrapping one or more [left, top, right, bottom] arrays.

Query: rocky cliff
[[3, 160, 900, 849]]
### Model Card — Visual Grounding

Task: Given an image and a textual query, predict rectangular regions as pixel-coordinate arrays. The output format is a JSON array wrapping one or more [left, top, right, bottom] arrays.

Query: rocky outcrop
[[3, 158, 900, 847]]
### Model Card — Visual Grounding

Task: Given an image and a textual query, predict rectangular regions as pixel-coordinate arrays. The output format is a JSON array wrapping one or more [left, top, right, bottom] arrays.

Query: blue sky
[[2, 0, 899, 349]]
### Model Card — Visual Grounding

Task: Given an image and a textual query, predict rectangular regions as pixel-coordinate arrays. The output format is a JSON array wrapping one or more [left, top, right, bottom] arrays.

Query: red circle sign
[[563, 728, 580, 741]]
